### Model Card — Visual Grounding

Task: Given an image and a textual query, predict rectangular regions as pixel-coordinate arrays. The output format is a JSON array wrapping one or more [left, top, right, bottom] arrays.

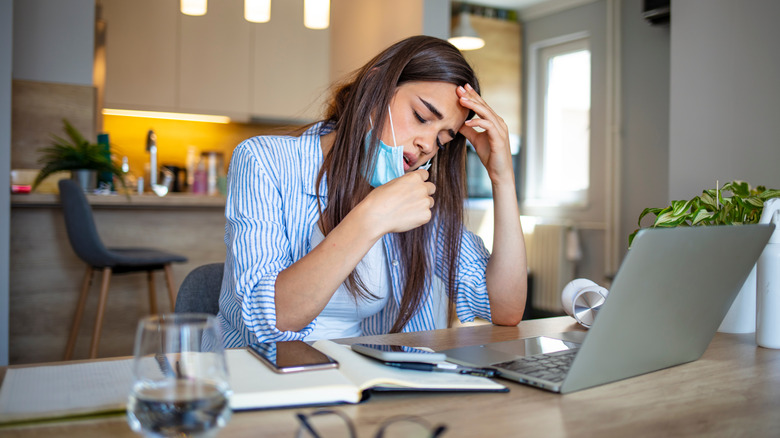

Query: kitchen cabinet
[[103, 0, 330, 122], [179, 0, 252, 117], [102, 0, 179, 112], [251, 0, 330, 122]]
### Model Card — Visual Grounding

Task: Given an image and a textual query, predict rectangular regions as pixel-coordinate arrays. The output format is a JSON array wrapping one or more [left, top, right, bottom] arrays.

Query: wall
[[329, 0, 424, 82], [329, 0, 454, 84], [669, 0, 780, 199], [10, 0, 97, 179], [0, 0, 13, 366], [12, 0, 94, 86], [618, 0, 669, 253]]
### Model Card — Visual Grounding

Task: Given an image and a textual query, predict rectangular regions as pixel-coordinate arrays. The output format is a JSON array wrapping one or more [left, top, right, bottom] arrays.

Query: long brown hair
[[316, 35, 480, 333]]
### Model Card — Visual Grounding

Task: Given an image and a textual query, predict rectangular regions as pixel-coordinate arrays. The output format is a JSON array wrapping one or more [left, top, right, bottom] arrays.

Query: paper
[[0, 358, 134, 423]]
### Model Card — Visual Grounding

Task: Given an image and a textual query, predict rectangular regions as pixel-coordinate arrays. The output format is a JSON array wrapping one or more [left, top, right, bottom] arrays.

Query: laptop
[[440, 224, 774, 394]]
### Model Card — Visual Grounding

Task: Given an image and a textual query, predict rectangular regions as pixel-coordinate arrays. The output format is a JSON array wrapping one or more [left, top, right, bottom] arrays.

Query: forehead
[[394, 81, 469, 123]]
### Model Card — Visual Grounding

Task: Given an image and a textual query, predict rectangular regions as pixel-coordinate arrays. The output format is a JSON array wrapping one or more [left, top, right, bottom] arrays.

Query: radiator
[[526, 224, 578, 313]]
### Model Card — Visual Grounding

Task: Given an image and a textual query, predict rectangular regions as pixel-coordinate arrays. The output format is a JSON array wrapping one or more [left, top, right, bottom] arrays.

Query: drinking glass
[[127, 313, 232, 437]]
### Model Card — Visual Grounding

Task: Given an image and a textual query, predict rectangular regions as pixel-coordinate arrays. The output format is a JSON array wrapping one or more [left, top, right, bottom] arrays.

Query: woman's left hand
[[456, 84, 514, 186]]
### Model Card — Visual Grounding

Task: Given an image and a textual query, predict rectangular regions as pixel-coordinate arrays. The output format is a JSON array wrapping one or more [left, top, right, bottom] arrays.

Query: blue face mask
[[363, 129, 404, 188], [363, 107, 431, 188]]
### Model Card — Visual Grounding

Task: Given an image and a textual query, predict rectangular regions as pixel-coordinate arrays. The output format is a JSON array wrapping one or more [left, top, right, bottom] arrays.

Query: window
[[526, 37, 591, 207]]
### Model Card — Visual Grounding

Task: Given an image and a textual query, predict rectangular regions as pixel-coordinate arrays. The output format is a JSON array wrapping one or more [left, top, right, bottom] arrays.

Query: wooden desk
[[2, 316, 779, 437]]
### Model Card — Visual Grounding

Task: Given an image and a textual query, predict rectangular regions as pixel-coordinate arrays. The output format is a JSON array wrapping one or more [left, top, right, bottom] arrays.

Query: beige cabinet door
[[103, 0, 178, 112], [251, 0, 330, 123], [178, 0, 252, 118]]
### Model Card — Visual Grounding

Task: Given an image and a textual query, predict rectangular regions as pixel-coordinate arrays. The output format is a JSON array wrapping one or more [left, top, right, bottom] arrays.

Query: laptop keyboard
[[492, 348, 579, 383]]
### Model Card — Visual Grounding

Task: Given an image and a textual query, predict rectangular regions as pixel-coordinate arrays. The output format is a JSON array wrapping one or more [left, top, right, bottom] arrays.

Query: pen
[[384, 361, 497, 377]]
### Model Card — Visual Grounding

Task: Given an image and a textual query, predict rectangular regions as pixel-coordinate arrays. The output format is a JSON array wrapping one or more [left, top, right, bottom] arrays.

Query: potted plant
[[32, 119, 126, 192], [629, 180, 780, 333], [629, 181, 780, 245]]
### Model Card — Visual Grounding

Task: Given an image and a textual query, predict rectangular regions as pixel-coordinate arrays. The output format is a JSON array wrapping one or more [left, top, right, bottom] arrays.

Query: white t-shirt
[[305, 224, 391, 340]]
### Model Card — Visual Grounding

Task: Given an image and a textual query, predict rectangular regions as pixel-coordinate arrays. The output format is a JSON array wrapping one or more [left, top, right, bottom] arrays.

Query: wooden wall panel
[[11, 80, 96, 169], [461, 15, 523, 141]]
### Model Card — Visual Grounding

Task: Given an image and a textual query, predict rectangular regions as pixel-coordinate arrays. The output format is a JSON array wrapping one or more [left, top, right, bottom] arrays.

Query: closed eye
[[414, 111, 446, 150]]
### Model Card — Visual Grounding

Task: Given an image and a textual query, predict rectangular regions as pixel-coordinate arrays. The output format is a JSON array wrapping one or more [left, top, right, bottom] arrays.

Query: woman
[[217, 35, 527, 347]]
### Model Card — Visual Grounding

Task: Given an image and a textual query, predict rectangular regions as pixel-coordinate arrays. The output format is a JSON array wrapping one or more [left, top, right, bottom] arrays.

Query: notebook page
[[0, 358, 134, 423]]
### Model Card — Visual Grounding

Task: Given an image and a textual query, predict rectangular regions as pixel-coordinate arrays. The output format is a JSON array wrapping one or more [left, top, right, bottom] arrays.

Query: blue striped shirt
[[216, 122, 493, 348]]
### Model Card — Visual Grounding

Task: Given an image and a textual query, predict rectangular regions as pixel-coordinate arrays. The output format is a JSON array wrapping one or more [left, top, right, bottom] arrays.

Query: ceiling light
[[245, 0, 271, 23], [180, 0, 207, 16], [448, 12, 485, 51], [304, 0, 330, 30]]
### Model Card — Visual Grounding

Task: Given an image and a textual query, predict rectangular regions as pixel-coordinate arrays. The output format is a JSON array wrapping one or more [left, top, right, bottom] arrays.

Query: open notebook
[[0, 340, 505, 424], [228, 339, 506, 410]]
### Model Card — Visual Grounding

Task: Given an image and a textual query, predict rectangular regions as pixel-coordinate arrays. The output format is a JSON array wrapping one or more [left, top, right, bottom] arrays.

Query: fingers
[[404, 172, 436, 218], [413, 168, 429, 182], [412, 169, 436, 195], [457, 84, 508, 131], [457, 84, 508, 145]]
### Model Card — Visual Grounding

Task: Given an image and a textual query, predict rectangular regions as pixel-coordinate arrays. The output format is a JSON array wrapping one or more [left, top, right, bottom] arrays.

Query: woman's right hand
[[358, 169, 436, 236]]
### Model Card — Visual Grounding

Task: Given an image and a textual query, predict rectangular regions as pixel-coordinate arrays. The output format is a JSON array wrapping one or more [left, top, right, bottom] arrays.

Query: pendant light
[[448, 12, 485, 51], [245, 0, 271, 23], [304, 0, 330, 30], [180, 0, 207, 16]]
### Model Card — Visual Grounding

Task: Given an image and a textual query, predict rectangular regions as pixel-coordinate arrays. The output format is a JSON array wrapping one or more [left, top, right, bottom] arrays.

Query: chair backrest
[[176, 263, 224, 315], [58, 178, 114, 267]]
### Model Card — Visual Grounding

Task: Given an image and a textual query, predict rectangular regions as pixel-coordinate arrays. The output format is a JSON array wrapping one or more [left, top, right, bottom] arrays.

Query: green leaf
[[759, 189, 780, 200], [698, 192, 717, 210], [638, 207, 665, 227], [690, 208, 714, 225], [654, 210, 689, 227], [671, 199, 693, 216], [723, 180, 750, 197]]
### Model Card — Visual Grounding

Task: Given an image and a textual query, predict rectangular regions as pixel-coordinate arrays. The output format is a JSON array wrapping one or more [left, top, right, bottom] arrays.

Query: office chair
[[175, 263, 224, 315], [58, 179, 188, 360]]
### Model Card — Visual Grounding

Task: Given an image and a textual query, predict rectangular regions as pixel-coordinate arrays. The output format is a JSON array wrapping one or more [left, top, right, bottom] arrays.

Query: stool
[[58, 179, 188, 359]]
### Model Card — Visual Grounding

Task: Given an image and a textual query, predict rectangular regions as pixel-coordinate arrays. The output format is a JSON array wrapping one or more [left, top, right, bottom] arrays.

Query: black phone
[[247, 341, 338, 374], [350, 343, 447, 363]]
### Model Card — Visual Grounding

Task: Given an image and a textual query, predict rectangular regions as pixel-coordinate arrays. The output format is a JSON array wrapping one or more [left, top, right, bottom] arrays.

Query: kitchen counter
[[11, 192, 227, 208]]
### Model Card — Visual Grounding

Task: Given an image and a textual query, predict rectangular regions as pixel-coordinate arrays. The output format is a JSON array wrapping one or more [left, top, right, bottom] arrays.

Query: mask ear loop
[[387, 106, 398, 146]]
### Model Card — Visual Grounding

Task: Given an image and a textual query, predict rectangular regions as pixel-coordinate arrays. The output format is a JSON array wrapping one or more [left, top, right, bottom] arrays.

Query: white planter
[[718, 264, 757, 333]]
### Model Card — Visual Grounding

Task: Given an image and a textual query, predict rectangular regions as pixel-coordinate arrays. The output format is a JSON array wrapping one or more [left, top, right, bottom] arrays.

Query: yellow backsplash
[[102, 115, 286, 179]]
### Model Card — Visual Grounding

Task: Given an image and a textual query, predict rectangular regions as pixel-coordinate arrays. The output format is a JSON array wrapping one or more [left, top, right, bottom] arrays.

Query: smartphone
[[247, 341, 338, 374], [350, 343, 447, 363]]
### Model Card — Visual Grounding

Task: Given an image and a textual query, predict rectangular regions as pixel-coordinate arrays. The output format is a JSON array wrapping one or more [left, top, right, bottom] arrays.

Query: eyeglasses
[[295, 409, 448, 438]]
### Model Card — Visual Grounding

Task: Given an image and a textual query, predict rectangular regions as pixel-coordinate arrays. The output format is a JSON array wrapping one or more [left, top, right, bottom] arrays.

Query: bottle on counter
[[186, 145, 199, 189], [118, 156, 139, 195], [192, 160, 208, 195], [756, 198, 780, 349], [201, 151, 225, 196], [97, 133, 113, 191]]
